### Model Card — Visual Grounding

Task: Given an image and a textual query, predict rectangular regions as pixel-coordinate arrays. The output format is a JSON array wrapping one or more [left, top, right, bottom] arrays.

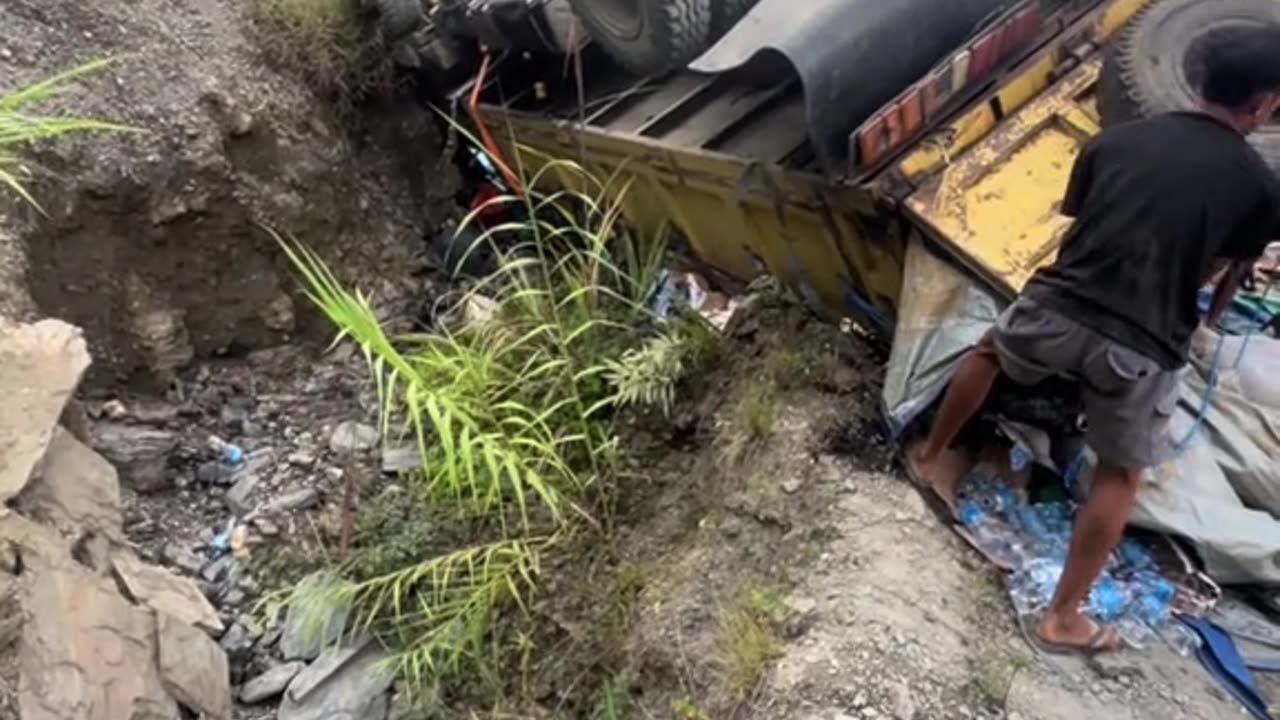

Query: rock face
[[16, 428, 125, 551], [0, 0, 454, 388], [111, 551, 226, 635], [156, 612, 232, 720], [0, 320, 91, 502], [19, 565, 180, 720], [0, 319, 235, 720]]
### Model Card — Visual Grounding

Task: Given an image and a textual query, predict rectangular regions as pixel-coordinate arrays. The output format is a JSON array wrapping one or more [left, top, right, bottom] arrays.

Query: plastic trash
[[208, 435, 244, 466], [1010, 444, 1032, 473]]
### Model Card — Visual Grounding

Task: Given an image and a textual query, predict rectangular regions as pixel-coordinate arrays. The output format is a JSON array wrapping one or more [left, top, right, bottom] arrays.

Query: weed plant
[[0, 59, 129, 210], [277, 151, 710, 698]]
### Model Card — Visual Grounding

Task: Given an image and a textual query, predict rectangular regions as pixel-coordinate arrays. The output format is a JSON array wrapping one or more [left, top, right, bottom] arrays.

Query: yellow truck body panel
[[485, 0, 1153, 325]]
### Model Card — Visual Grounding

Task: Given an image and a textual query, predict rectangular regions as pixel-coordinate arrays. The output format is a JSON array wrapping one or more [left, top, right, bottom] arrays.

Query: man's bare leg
[[908, 344, 1002, 515], [1036, 461, 1139, 650]]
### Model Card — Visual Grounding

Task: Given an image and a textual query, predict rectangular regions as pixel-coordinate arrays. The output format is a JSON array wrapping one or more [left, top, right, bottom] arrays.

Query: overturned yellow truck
[[431, 0, 1276, 336]]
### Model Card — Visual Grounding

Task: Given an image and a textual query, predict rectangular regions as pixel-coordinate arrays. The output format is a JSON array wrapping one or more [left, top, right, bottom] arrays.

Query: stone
[[19, 565, 178, 720], [90, 422, 177, 492], [195, 461, 223, 485], [287, 450, 317, 469], [781, 477, 803, 494], [240, 661, 305, 704], [14, 427, 125, 560], [218, 619, 262, 661], [329, 421, 379, 455], [225, 471, 261, 514], [162, 543, 205, 576], [380, 445, 420, 474], [279, 643, 394, 720], [890, 682, 916, 720], [156, 611, 232, 720], [279, 573, 350, 661], [111, 550, 225, 635], [0, 320, 92, 503], [0, 509, 74, 572], [264, 487, 321, 514], [13, 425, 124, 566], [202, 555, 233, 584]]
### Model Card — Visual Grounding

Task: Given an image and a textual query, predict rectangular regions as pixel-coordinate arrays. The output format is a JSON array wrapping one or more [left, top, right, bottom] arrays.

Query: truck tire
[[570, 0, 712, 75], [1099, 0, 1280, 172], [713, 0, 758, 35]]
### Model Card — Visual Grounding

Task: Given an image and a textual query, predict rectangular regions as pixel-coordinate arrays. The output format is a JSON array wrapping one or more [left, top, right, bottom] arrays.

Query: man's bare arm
[[1206, 259, 1254, 329]]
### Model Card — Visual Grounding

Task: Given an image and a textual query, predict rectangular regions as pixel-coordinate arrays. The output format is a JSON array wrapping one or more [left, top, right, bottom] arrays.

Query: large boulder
[[18, 565, 179, 720], [0, 320, 91, 502]]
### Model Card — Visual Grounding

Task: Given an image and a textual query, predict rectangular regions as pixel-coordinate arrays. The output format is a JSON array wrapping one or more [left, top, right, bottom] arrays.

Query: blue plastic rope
[[1172, 277, 1275, 454]]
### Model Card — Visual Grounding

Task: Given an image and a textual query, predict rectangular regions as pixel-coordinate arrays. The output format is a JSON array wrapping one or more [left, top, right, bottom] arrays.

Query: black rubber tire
[[712, 0, 758, 35], [1098, 0, 1280, 173], [570, 0, 712, 75], [375, 0, 425, 43]]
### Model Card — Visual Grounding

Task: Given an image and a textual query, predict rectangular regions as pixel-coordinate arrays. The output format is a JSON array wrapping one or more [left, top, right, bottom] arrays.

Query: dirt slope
[[558, 291, 1244, 720], [0, 0, 455, 388]]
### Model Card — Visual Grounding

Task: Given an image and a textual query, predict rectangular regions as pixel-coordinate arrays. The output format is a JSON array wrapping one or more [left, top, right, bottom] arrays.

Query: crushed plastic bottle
[[207, 435, 245, 467], [1159, 621, 1203, 657]]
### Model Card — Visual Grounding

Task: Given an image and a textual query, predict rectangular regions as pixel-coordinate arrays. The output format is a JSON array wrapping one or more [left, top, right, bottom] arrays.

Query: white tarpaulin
[[883, 236, 1280, 585]]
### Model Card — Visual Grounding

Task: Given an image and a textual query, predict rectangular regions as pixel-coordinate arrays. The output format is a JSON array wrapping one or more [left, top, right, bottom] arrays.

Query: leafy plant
[[0, 59, 130, 210], [715, 587, 784, 698], [276, 151, 708, 698], [605, 333, 685, 416], [591, 672, 633, 720]]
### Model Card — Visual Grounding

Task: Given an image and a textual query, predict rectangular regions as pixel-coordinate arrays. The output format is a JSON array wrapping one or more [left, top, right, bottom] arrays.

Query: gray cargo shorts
[[981, 297, 1180, 468]]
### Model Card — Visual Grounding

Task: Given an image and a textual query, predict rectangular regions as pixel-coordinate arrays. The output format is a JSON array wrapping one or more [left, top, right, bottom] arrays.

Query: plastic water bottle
[[1009, 558, 1065, 616], [1086, 575, 1130, 622], [1010, 444, 1032, 473], [207, 435, 245, 467], [959, 500, 1021, 567], [1159, 621, 1202, 657]]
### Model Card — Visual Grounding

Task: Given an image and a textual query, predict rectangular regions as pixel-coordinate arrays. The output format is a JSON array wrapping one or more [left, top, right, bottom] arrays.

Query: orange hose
[[468, 51, 523, 195]]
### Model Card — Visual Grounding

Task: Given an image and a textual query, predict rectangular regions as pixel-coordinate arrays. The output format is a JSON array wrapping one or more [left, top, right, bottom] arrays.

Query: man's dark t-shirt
[[1023, 112, 1279, 369]]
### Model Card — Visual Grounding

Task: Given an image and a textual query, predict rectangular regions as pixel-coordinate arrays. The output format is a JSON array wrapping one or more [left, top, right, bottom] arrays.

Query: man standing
[[909, 25, 1280, 654]]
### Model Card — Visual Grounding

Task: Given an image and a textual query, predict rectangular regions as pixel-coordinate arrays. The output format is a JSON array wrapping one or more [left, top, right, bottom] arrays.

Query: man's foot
[[1032, 611, 1124, 656], [904, 441, 967, 519]]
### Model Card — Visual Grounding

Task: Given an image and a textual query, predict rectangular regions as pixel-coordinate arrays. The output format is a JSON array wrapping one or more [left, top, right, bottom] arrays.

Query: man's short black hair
[[1197, 24, 1280, 109]]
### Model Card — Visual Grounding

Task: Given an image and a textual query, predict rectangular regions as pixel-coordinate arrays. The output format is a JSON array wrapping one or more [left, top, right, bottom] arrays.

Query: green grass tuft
[[0, 59, 132, 211]]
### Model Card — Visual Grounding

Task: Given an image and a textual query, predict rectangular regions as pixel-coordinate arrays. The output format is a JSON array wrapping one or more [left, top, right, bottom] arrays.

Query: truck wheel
[[569, 0, 712, 75], [713, 0, 758, 35], [1099, 0, 1280, 171]]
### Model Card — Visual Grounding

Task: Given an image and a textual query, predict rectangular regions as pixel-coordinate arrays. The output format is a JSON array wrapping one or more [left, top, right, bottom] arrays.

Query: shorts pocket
[[1085, 343, 1160, 397]]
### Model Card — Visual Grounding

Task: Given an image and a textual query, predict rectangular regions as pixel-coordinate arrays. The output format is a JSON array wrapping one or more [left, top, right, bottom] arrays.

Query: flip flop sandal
[[1016, 612, 1122, 657]]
